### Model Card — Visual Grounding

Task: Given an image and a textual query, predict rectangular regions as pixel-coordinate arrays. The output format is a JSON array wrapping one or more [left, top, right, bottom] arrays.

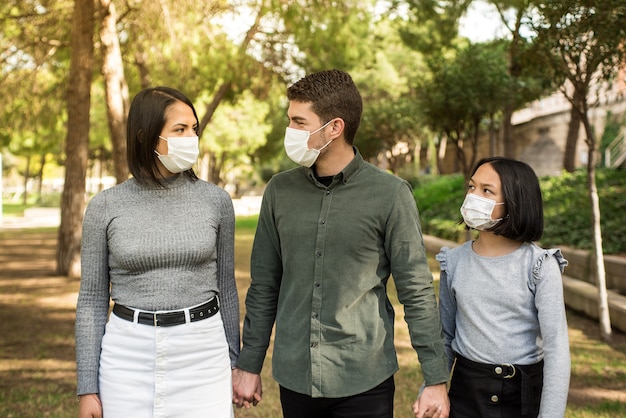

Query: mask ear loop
[[309, 119, 334, 136], [313, 119, 337, 151], [155, 136, 168, 156]]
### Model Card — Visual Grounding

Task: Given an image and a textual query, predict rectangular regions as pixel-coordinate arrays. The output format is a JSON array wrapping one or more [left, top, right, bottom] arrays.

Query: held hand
[[412, 383, 449, 418], [78, 393, 102, 418], [232, 368, 262, 409]]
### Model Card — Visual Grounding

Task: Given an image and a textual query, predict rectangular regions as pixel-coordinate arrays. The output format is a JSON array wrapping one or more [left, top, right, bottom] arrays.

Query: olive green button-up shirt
[[237, 149, 448, 397]]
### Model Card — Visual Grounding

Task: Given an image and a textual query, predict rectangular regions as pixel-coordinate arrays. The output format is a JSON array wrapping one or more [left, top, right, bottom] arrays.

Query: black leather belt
[[112, 297, 219, 327]]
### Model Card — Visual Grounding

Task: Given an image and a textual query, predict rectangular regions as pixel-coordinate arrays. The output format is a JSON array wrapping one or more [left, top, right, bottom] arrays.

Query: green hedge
[[412, 168, 626, 255]]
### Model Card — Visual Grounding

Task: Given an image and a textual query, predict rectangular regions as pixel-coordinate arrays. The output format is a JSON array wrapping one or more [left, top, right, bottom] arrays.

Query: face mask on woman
[[460, 193, 505, 230], [283, 120, 333, 167], [154, 136, 199, 173]]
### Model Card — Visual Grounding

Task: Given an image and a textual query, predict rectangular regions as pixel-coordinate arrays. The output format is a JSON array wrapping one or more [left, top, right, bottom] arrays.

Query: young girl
[[437, 157, 570, 418]]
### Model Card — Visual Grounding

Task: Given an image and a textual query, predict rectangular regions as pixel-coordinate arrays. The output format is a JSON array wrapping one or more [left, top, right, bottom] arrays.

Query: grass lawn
[[0, 223, 624, 417]]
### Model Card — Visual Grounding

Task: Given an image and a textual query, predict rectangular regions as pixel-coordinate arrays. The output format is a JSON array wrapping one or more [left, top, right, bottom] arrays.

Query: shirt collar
[[306, 146, 364, 187]]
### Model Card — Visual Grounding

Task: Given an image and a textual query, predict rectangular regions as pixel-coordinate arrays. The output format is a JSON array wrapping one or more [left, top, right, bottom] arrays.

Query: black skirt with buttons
[[449, 353, 544, 418]]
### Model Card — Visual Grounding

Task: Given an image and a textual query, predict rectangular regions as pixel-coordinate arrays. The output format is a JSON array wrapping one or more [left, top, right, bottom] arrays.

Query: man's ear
[[329, 118, 345, 140]]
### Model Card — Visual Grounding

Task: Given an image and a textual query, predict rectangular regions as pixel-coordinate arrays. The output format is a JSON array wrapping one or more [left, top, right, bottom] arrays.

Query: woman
[[437, 157, 570, 418], [76, 86, 239, 418]]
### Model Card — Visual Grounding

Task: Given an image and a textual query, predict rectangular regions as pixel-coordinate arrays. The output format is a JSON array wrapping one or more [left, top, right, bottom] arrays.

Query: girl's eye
[[467, 185, 475, 191]]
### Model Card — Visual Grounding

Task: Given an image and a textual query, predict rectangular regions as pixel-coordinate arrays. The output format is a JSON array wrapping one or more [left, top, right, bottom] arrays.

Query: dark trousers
[[279, 376, 395, 418], [449, 354, 544, 418]]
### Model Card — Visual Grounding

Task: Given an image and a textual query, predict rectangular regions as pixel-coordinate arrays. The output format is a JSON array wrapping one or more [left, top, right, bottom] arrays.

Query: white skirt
[[99, 305, 234, 418]]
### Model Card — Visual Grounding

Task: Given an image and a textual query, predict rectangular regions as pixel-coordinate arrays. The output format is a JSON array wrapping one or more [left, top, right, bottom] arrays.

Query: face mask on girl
[[154, 136, 199, 173], [283, 120, 333, 167], [460, 193, 505, 230]]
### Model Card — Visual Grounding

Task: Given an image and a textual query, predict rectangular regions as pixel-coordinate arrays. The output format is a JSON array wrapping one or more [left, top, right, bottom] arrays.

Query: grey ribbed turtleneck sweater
[[75, 174, 240, 395]]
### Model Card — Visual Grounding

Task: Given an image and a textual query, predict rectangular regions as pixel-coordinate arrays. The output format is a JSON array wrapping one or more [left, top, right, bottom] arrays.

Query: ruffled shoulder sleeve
[[528, 247, 568, 297], [532, 247, 568, 281], [435, 246, 451, 272]]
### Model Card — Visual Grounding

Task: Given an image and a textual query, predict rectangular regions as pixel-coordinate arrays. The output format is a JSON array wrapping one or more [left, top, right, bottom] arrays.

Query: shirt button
[[312, 312, 318, 319], [320, 220, 325, 225], [325, 190, 330, 195], [490, 395, 499, 403], [495, 366, 502, 375], [310, 342, 318, 348], [316, 252, 322, 257], [315, 283, 321, 287]]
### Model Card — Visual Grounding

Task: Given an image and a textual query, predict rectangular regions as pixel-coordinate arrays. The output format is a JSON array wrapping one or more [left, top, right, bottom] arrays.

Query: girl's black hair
[[470, 157, 544, 242]]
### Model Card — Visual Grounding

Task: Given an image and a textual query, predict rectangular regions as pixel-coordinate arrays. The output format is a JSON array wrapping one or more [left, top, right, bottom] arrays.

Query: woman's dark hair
[[469, 157, 544, 242], [287, 69, 363, 145], [126, 86, 199, 187]]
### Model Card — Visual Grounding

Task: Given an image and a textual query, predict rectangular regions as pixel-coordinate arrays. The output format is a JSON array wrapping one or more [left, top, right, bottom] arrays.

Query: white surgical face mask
[[155, 136, 199, 173], [284, 120, 333, 167], [460, 193, 505, 230]]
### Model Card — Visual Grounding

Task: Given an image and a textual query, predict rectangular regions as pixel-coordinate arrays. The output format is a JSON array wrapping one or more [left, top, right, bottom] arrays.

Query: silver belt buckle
[[503, 363, 516, 378]]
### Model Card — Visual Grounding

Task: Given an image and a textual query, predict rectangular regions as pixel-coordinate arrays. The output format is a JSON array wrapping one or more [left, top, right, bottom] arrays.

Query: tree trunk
[[37, 153, 46, 202], [436, 134, 447, 175], [563, 89, 584, 172], [488, 114, 498, 157], [57, 0, 95, 278], [22, 155, 30, 206], [582, 108, 612, 341], [195, 12, 262, 182], [134, 48, 152, 89], [502, 106, 515, 158], [197, 81, 231, 183], [100, 0, 130, 184]]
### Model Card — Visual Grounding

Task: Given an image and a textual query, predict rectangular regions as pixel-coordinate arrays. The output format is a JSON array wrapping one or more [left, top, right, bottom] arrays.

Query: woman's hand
[[78, 393, 102, 418]]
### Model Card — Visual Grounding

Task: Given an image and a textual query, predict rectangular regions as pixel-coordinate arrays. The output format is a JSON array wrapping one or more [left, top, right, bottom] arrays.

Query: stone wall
[[437, 95, 626, 176]]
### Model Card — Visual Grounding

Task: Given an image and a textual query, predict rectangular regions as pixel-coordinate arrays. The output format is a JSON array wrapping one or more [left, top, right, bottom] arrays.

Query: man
[[233, 69, 449, 418]]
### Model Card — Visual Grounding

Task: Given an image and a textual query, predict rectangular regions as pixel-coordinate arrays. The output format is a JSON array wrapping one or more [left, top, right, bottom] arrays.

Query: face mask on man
[[460, 193, 505, 230], [283, 120, 333, 167], [154, 136, 199, 173]]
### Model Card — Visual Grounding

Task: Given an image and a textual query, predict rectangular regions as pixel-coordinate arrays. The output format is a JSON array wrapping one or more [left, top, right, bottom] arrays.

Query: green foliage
[[599, 112, 625, 154], [413, 174, 467, 242], [397, 0, 471, 56], [355, 20, 428, 167], [414, 169, 626, 254], [541, 169, 626, 254]]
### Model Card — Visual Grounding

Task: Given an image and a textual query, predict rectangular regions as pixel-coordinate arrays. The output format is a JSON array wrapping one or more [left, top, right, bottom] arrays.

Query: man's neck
[[314, 142, 355, 177]]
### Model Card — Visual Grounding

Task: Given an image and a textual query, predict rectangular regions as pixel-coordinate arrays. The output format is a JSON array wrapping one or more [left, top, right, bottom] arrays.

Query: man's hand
[[78, 393, 102, 418], [232, 368, 262, 408], [412, 383, 449, 418]]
